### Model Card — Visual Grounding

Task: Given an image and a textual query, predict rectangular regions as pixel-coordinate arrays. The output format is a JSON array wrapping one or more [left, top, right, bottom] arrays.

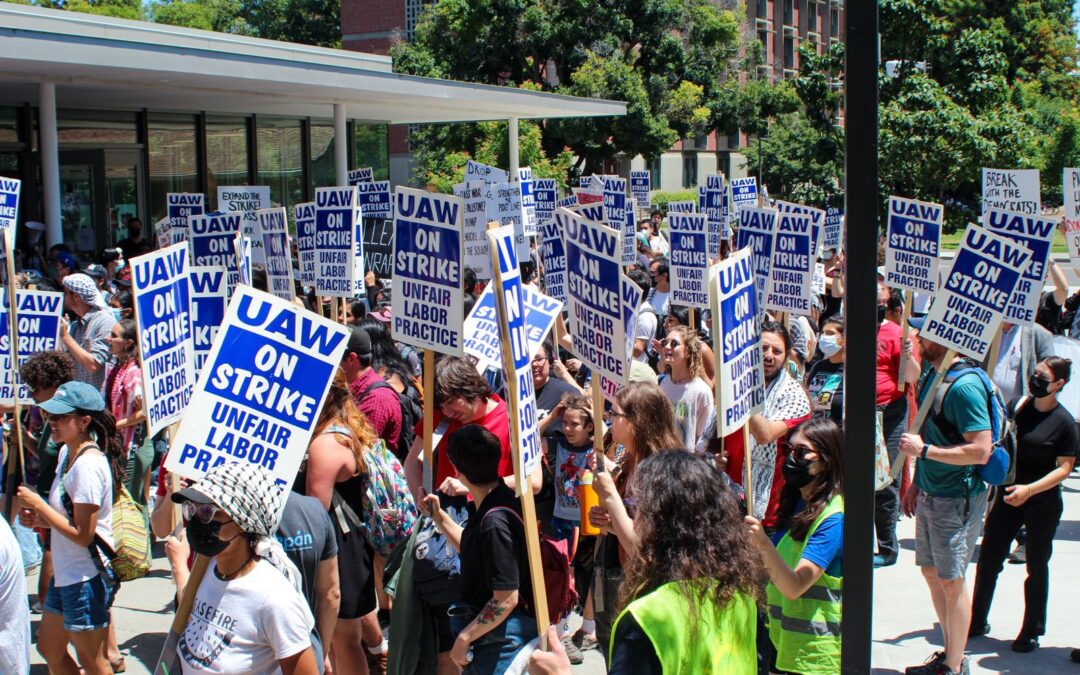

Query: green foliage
[[650, 189, 697, 211], [36, 0, 142, 19]]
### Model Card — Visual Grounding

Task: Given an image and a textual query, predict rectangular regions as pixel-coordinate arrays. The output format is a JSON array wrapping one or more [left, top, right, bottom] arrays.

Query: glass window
[[310, 120, 336, 189], [807, 1, 818, 31], [206, 116, 250, 194], [148, 113, 199, 222], [257, 117, 305, 209], [783, 0, 793, 25], [682, 155, 697, 189], [355, 124, 389, 180], [0, 107, 21, 145], [756, 0, 767, 18], [649, 157, 661, 190], [831, 9, 840, 36], [784, 37, 795, 68], [57, 110, 137, 145], [758, 29, 769, 53]]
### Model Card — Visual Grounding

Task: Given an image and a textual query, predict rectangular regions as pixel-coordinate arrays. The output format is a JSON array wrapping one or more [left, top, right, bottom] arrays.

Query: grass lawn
[[940, 228, 1069, 253]]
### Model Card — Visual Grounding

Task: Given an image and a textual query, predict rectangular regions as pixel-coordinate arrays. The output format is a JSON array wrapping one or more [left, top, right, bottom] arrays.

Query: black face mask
[[877, 305, 888, 324], [1028, 374, 1053, 399], [186, 518, 234, 557], [782, 454, 816, 489]]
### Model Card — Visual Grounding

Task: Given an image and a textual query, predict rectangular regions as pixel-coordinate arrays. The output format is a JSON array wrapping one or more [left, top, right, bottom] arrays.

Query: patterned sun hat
[[171, 462, 283, 537]]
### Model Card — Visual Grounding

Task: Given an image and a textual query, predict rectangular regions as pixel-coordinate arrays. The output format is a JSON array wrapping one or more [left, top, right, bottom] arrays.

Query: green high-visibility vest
[[766, 494, 843, 675], [610, 581, 757, 674]]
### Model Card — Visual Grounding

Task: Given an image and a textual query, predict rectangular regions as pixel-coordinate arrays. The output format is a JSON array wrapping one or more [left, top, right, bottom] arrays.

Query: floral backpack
[[359, 440, 418, 557]]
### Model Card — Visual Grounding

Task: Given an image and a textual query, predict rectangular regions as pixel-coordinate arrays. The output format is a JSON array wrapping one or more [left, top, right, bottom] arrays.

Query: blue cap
[[908, 315, 926, 331], [39, 381, 106, 415]]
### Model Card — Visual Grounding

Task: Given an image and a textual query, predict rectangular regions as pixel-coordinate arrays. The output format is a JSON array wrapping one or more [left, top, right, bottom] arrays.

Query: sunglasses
[[662, 340, 682, 348], [183, 502, 226, 524]]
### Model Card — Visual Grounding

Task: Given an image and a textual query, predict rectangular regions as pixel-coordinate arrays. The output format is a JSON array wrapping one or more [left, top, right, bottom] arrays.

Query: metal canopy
[[0, 3, 626, 124]]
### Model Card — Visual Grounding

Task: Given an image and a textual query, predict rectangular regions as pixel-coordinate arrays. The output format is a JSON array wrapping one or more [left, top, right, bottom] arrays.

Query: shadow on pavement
[[120, 631, 167, 671]]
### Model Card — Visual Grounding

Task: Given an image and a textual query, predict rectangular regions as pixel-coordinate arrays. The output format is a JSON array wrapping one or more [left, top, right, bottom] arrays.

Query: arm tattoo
[[477, 598, 508, 625]]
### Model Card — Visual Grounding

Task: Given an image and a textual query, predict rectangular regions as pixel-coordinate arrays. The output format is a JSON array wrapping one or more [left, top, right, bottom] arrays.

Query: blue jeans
[[448, 603, 537, 675]]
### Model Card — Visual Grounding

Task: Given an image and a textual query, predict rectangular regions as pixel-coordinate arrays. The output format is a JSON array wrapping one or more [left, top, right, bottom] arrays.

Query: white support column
[[508, 116, 519, 177], [40, 82, 62, 247], [334, 103, 348, 186]]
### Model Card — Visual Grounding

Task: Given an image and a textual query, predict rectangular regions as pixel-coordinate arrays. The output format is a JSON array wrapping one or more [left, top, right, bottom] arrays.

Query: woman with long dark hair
[[746, 417, 844, 675], [103, 318, 154, 505], [357, 317, 417, 395]]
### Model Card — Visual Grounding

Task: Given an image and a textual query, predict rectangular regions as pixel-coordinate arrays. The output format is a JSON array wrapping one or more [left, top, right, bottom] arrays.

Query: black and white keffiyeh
[[749, 369, 811, 519]]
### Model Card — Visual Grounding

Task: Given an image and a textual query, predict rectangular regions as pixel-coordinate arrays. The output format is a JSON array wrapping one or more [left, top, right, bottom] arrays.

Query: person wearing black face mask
[[746, 418, 844, 675], [970, 357, 1078, 655]]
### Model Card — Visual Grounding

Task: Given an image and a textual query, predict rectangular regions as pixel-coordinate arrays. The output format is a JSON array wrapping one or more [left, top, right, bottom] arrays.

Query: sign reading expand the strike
[[0, 177, 19, 232], [669, 213, 709, 309], [167, 193, 204, 245], [189, 212, 243, 294], [218, 186, 270, 266], [1065, 168, 1080, 266], [737, 206, 776, 307], [983, 209, 1057, 326], [315, 186, 363, 298], [0, 290, 63, 404], [189, 266, 228, 372], [454, 181, 492, 278], [982, 168, 1040, 216], [712, 248, 765, 435], [764, 213, 813, 315], [166, 288, 348, 485], [559, 207, 625, 384], [630, 170, 650, 204], [921, 225, 1030, 360], [603, 177, 634, 265], [257, 208, 295, 302], [540, 214, 567, 303], [885, 196, 942, 294], [132, 244, 195, 435], [295, 203, 316, 287], [392, 188, 464, 356]]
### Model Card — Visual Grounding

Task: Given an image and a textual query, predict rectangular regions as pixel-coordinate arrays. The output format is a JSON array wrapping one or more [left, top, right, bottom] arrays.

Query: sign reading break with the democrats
[[189, 266, 228, 372], [668, 213, 709, 309], [0, 177, 19, 231], [712, 248, 765, 435], [132, 243, 195, 436], [0, 290, 63, 404], [982, 168, 1040, 216], [885, 196, 942, 294], [764, 212, 813, 315], [392, 188, 464, 356], [315, 186, 362, 298], [921, 225, 1030, 361], [983, 209, 1057, 326], [559, 207, 626, 385], [165, 287, 348, 485]]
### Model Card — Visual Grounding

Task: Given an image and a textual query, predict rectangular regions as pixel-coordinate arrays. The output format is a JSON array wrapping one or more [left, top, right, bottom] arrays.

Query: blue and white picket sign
[[315, 186, 362, 298], [465, 159, 509, 184], [234, 234, 253, 288], [218, 186, 270, 267], [165, 286, 349, 485], [558, 207, 626, 385], [518, 167, 538, 237], [357, 181, 392, 219], [189, 211, 244, 295], [983, 209, 1058, 326], [704, 175, 725, 259], [392, 188, 465, 357], [813, 262, 826, 295], [668, 200, 695, 214], [669, 213, 710, 309], [624, 198, 638, 265], [567, 201, 605, 225], [486, 181, 529, 260], [131, 244, 195, 436], [189, 265, 228, 372], [463, 283, 564, 374], [258, 207, 295, 302], [540, 215, 567, 304], [597, 273, 642, 400], [764, 212, 813, 316], [982, 168, 1040, 216], [533, 178, 557, 226], [153, 217, 172, 251], [921, 225, 1030, 360], [630, 170, 651, 205], [167, 193, 204, 246], [776, 200, 824, 259], [736, 206, 777, 308], [885, 196, 942, 295], [730, 177, 758, 211], [603, 177, 634, 265], [348, 167, 374, 185], [0, 289, 63, 405], [722, 185, 733, 239], [711, 248, 765, 435], [556, 194, 578, 210], [0, 177, 19, 232], [294, 202, 317, 287], [823, 207, 843, 254], [454, 181, 492, 278]]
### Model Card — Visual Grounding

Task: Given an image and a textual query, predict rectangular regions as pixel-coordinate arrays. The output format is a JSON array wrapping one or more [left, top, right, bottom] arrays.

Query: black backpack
[[361, 380, 423, 463]]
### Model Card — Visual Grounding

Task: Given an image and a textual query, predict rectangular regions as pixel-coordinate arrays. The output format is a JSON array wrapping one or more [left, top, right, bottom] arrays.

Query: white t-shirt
[[0, 519, 29, 675], [634, 305, 658, 362], [179, 558, 314, 674], [650, 234, 669, 256], [647, 288, 670, 318], [48, 445, 114, 587], [993, 326, 1022, 403], [659, 375, 714, 450]]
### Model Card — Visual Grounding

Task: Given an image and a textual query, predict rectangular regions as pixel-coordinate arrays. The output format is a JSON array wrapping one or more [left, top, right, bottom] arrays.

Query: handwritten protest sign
[[1065, 168, 1080, 265], [454, 181, 492, 278], [603, 177, 634, 265], [189, 212, 243, 295], [487, 181, 529, 259], [132, 244, 195, 435], [764, 212, 813, 315], [559, 207, 626, 385], [823, 207, 843, 254], [712, 248, 765, 435], [736, 206, 776, 307], [921, 225, 1030, 360], [166, 287, 348, 485], [0, 177, 19, 232], [534, 178, 556, 226], [669, 213, 710, 309], [315, 187, 363, 298], [189, 266, 228, 372], [983, 209, 1057, 326], [362, 217, 394, 279], [167, 193, 204, 246], [703, 175, 725, 258], [540, 215, 567, 303], [218, 186, 270, 266], [572, 184, 603, 205], [630, 170, 650, 205], [153, 217, 172, 251], [0, 290, 63, 404], [257, 208, 295, 302], [294, 203, 316, 287], [357, 181, 392, 219], [885, 196, 942, 294], [518, 168, 538, 237], [982, 168, 1040, 216], [392, 188, 464, 356], [466, 160, 509, 184], [348, 167, 374, 185]]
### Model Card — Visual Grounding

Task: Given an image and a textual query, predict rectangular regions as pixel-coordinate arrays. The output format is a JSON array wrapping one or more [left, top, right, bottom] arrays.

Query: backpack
[[412, 494, 471, 605], [927, 359, 1016, 486], [361, 380, 423, 463], [330, 439, 418, 558], [484, 506, 578, 625]]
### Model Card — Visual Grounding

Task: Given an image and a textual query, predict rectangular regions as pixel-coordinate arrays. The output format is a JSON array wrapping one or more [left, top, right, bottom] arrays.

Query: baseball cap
[[908, 315, 926, 330], [39, 381, 106, 415], [172, 461, 283, 537], [84, 264, 107, 281], [347, 325, 372, 358]]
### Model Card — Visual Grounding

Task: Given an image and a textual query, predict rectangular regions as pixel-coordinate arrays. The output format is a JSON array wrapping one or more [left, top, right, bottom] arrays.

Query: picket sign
[[463, 283, 563, 374], [189, 211, 244, 296], [153, 217, 172, 250], [775, 200, 825, 260], [0, 289, 63, 405], [455, 181, 492, 278], [1065, 168, 1080, 267], [465, 159, 509, 184], [258, 207, 295, 302], [763, 212, 814, 316], [736, 206, 776, 308], [596, 274, 642, 402], [982, 168, 1040, 216], [167, 193, 204, 246], [982, 209, 1058, 327], [348, 167, 374, 185], [669, 213, 710, 309], [0, 177, 20, 232], [315, 186, 364, 298], [189, 265, 228, 372], [630, 170, 651, 205], [0, 229, 25, 510], [218, 186, 270, 267], [294, 202, 317, 287]]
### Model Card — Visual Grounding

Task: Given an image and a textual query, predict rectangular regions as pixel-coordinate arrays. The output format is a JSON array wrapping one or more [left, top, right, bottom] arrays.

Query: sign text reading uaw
[[392, 188, 464, 356], [983, 209, 1057, 326], [885, 196, 942, 294], [167, 193, 204, 245], [713, 249, 764, 435], [0, 290, 63, 405], [737, 206, 776, 309], [259, 207, 295, 302], [189, 212, 243, 294], [764, 212, 813, 315], [132, 244, 195, 435], [166, 288, 348, 485], [315, 187, 363, 297], [669, 213, 710, 309]]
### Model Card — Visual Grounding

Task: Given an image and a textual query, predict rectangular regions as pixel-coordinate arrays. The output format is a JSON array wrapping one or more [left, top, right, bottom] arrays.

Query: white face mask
[[818, 334, 842, 358]]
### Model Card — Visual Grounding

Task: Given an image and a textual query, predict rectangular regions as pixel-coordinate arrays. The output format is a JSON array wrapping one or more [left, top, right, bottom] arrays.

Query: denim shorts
[[448, 603, 538, 674], [44, 573, 116, 632], [915, 491, 988, 580]]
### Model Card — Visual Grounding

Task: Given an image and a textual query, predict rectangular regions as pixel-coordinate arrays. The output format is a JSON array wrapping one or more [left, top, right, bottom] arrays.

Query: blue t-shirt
[[771, 512, 843, 577], [915, 366, 991, 497]]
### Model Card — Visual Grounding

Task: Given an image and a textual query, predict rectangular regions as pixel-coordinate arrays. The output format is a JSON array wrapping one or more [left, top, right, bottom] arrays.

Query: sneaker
[[561, 636, 585, 664], [1008, 544, 1026, 564], [968, 622, 990, 638], [1012, 636, 1039, 653], [572, 630, 598, 652], [905, 651, 946, 675], [366, 651, 388, 675], [944, 657, 970, 675]]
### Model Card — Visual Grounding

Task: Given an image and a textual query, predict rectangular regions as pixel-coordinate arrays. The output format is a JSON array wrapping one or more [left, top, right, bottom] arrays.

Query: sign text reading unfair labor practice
[[885, 196, 942, 294], [713, 249, 765, 435]]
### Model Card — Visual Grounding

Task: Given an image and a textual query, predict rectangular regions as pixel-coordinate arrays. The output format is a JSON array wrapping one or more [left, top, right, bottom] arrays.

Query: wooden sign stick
[[2, 229, 24, 521], [422, 349, 435, 495], [154, 555, 209, 674], [897, 302, 913, 389], [889, 348, 957, 480]]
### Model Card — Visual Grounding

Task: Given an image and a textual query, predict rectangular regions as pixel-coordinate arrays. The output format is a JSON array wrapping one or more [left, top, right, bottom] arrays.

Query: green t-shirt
[[915, 367, 991, 498]]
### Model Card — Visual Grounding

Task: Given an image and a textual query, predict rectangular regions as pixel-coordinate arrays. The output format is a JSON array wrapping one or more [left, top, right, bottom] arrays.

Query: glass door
[[59, 150, 104, 259]]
